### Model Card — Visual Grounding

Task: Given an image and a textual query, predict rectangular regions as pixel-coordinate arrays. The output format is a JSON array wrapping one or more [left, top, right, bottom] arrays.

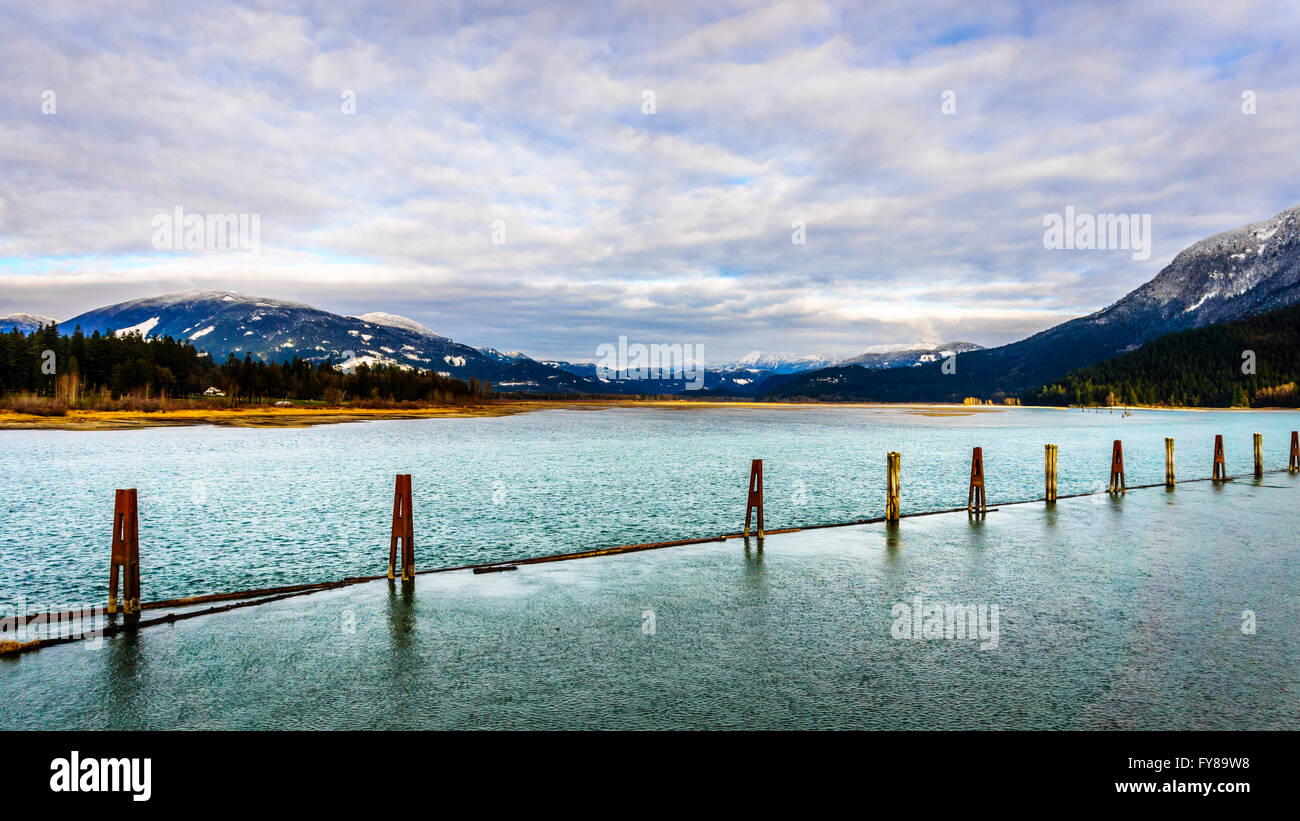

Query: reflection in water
[[386, 580, 417, 653], [101, 627, 145, 729], [883, 522, 902, 552], [741, 537, 766, 591]]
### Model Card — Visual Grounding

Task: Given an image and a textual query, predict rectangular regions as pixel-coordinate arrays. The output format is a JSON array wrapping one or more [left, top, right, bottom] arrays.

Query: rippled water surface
[[3, 405, 1299, 612], [2, 476, 1296, 730]]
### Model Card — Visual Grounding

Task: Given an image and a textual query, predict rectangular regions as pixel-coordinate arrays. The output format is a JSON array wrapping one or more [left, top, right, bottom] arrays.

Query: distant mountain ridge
[[30, 202, 1300, 403], [55, 290, 611, 393], [24, 289, 976, 396], [0, 313, 57, 333], [767, 205, 1300, 402]]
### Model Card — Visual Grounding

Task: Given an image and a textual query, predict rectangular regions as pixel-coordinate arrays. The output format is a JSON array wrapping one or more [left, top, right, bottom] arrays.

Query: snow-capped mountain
[[355, 312, 444, 339], [478, 347, 533, 365], [768, 204, 1300, 401], [0, 313, 57, 333], [721, 352, 840, 374], [47, 290, 736, 395], [57, 290, 561, 387], [841, 341, 984, 368]]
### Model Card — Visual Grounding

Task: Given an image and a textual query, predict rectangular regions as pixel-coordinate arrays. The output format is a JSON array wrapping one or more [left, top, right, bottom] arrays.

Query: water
[[1, 476, 1296, 730], [2, 405, 1299, 612]]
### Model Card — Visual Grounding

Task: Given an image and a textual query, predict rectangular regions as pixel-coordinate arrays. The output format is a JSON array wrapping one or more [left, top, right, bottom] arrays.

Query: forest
[[1023, 302, 1300, 407]]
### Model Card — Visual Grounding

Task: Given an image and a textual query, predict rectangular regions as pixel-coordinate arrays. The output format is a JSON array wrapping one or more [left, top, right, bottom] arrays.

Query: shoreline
[[0, 399, 1294, 431]]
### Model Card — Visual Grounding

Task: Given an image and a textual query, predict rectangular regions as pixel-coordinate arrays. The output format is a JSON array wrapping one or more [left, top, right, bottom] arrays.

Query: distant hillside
[[1025, 301, 1300, 407], [841, 341, 983, 368], [0, 313, 57, 333], [766, 205, 1300, 402]]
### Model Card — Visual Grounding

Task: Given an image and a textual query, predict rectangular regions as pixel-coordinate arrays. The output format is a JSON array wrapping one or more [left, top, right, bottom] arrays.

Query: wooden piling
[[1164, 437, 1175, 487], [743, 459, 764, 538], [885, 452, 901, 522], [108, 489, 140, 615], [1044, 444, 1058, 502], [967, 447, 987, 517], [1254, 433, 1263, 478], [1108, 440, 1126, 495], [1212, 434, 1226, 481], [1291, 431, 1299, 472], [388, 474, 415, 581]]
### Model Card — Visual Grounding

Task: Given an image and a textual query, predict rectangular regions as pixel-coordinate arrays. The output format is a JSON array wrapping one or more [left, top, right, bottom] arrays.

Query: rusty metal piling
[[108, 489, 141, 616], [1108, 440, 1126, 495], [388, 474, 415, 581], [967, 447, 987, 518], [1213, 435, 1227, 482], [743, 459, 764, 539]]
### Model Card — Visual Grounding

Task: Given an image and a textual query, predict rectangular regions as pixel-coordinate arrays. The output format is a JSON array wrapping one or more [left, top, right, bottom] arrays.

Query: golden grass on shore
[[0, 398, 1012, 430], [2, 398, 1291, 431], [0, 403, 551, 430]]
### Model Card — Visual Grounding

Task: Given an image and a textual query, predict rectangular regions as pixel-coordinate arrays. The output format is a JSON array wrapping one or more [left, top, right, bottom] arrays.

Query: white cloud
[[1, 0, 1299, 360]]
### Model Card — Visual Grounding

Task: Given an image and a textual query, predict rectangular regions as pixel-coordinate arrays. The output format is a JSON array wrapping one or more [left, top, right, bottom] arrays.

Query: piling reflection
[[741, 537, 766, 590], [883, 522, 902, 553], [385, 579, 417, 653], [98, 627, 145, 727]]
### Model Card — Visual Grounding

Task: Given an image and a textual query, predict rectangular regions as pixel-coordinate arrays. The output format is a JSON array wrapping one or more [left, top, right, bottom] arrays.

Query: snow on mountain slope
[[841, 342, 984, 369], [0, 313, 58, 333], [61, 290, 503, 380], [355, 312, 444, 339], [722, 351, 839, 373], [767, 204, 1300, 401]]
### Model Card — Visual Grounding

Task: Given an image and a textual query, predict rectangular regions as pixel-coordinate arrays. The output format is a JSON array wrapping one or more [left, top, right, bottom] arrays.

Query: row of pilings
[[3, 430, 1296, 657]]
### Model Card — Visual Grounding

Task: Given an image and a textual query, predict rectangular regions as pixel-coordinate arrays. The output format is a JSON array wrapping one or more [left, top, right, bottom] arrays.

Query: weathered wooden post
[[1291, 431, 1299, 472], [1165, 437, 1175, 487], [1108, 440, 1126, 495], [1212, 434, 1226, 481], [108, 489, 141, 615], [388, 474, 415, 581], [743, 459, 764, 539], [967, 447, 987, 517], [885, 452, 901, 522], [1253, 433, 1263, 478], [1044, 444, 1058, 502]]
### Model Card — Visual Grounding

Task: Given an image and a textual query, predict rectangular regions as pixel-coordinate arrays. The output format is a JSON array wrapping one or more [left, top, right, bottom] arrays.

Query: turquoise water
[[1, 476, 1296, 730], [2, 405, 1299, 612]]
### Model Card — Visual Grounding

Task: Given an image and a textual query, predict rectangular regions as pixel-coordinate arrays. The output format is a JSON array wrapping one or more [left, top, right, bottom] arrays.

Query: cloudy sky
[[2, 0, 1298, 362]]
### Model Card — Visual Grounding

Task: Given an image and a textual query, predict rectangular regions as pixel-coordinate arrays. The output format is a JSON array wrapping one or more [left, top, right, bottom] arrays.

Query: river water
[[2, 405, 1298, 611]]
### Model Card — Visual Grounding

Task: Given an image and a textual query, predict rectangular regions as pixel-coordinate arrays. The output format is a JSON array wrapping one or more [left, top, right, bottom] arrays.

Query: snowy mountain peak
[[355, 312, 443, 340], [477, 346, 532, 364], [724, 351, 840, 373], [0, 313, 58, 332]]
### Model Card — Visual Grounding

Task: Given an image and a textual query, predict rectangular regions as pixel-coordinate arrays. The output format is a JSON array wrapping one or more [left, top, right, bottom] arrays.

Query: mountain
[[478, 347, 533, 365], [721, 351, 839, 373], [48, 290, 751, 396], [766, 205, 1300, 402], [0, 313, 57, 333], [54, 290, 610, 393], [1026, 301, 1300, 407], [841, 341, 983, 369]]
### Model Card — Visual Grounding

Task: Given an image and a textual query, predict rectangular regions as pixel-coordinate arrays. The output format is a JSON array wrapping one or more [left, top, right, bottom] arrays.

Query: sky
[[1, 0, 1299, 363]]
